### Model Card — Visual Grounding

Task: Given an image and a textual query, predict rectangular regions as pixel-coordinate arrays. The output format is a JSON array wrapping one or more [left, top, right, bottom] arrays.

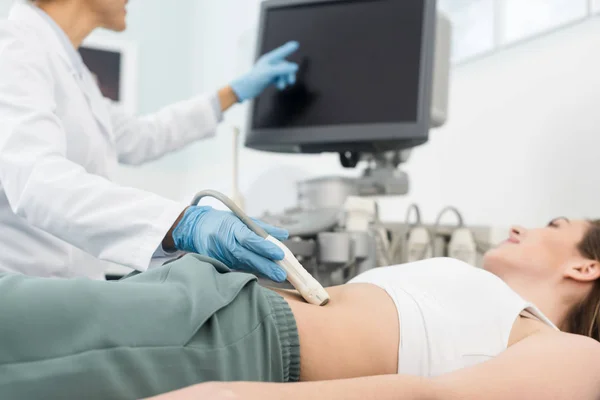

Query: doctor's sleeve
[[107, 91, 223, 165], [0, 35, 185, 272]]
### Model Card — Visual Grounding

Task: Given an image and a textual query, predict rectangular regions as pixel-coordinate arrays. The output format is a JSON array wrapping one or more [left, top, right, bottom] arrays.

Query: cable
[[341, 256, 358, 282], [372, 202, 391, 266], [433, 206, 464, 228], [429, 206, 465, 260], [433, 207, 500, 260], [190, 190, 330, 306], [373, 226, 391, 266], [435, 207, 480, 265], [405, 203, 423, 225], [387, 203, 423, 264], [407, 204, 432, 262], [191, 190, 268, 238]]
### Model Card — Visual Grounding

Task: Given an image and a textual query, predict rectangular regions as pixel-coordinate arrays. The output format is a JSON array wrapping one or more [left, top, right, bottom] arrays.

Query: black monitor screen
[[252, 0, 425, 130]]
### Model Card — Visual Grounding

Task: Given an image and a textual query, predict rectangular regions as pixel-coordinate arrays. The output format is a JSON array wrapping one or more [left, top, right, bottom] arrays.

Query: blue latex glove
[[172, 206, 289, 282], [230, 41, 300, 102]]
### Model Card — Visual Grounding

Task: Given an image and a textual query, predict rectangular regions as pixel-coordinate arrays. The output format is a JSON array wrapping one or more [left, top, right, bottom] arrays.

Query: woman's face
[[483, 218, 590, 280], [89, 0, 128, 32]]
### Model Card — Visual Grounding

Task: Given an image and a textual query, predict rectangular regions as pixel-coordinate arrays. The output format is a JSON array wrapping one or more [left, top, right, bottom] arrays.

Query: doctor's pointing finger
[[0, 0, 299, 281]]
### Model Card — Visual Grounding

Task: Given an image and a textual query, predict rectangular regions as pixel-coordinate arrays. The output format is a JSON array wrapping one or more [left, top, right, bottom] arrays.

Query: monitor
[[245, 0, 439, 154]]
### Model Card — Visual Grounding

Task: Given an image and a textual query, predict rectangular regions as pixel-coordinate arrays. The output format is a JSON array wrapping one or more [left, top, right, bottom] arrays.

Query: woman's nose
[[510, 225, 525, 236]]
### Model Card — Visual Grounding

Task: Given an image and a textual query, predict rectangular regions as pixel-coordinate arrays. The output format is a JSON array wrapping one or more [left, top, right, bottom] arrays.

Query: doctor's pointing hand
[[0, 0, 299, 281]]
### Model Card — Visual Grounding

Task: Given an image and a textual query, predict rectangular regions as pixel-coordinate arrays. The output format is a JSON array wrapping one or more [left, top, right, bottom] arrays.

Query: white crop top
[[349, 258, 558, 377]]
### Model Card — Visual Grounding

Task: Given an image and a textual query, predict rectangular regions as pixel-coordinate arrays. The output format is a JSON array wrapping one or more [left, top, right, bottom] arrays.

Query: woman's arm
[[147, 331, 600, 400], [146, 375, 435, 400], [433, 331, 600, 399]]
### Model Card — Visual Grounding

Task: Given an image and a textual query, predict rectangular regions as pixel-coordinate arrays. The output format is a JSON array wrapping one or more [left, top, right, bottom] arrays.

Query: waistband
[[264, 290, 301, 382]]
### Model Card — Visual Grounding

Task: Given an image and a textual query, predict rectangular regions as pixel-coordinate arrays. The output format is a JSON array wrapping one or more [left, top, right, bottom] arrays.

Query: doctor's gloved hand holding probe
[[171, 191, 330, 306]]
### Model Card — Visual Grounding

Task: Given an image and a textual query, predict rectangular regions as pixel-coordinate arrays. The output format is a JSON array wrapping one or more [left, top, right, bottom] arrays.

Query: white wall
[[0, 0, 15, 18], [191, 3, 600, 227], [390, 17, 600, 227]]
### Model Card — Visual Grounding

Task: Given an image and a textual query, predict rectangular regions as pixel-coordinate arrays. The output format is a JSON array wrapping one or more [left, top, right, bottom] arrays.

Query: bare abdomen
[[271, 283, 400, 381]]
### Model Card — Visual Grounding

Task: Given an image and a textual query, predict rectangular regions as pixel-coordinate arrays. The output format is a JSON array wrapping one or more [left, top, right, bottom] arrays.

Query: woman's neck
[[35, 0, 97, 48], [503, 276, 577, 330]]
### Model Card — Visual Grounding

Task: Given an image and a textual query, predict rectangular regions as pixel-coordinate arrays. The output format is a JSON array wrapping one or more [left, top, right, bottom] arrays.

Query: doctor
[[0, 0, 299, 281]]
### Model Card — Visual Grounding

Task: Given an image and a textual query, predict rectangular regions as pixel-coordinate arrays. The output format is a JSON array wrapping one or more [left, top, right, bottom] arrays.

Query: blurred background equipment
[[252, 0, 456, 286]]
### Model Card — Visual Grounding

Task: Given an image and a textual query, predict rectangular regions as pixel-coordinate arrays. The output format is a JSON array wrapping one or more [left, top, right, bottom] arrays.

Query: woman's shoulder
[[510, 321, 600, 364], [508, 315, 556, 347], [524, 329, 600, 357]]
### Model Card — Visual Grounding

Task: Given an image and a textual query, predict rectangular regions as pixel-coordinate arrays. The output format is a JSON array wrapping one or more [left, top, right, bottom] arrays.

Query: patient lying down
[[1, 219, 599, 399], [149, 218, 600, 399]]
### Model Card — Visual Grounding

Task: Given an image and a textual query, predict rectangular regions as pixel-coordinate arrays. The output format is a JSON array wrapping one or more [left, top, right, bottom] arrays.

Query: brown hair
[[563, 220, 600, 341]]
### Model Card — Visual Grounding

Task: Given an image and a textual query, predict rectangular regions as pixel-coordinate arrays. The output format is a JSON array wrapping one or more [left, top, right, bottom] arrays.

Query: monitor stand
[[298, 149, 411, 211], [351, 149, 411, 197]]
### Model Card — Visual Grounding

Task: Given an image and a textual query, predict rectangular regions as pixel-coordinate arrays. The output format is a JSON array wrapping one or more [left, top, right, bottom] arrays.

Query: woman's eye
[[548, 221, 559, 228]]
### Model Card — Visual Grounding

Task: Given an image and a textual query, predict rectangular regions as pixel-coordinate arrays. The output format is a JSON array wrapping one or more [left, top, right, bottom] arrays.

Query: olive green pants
[[0, 254, 300, 399]]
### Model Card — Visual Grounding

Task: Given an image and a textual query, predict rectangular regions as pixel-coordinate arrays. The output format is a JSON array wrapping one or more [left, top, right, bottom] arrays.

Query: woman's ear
[[565, 259, 600, 283]]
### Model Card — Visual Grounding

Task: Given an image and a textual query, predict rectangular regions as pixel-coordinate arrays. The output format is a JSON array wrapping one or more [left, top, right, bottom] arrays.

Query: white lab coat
[[0, 3, 219, 278]]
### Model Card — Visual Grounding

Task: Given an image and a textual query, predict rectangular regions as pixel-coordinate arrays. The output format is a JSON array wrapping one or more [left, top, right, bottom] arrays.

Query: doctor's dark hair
[[564, 220, 600, 342]]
